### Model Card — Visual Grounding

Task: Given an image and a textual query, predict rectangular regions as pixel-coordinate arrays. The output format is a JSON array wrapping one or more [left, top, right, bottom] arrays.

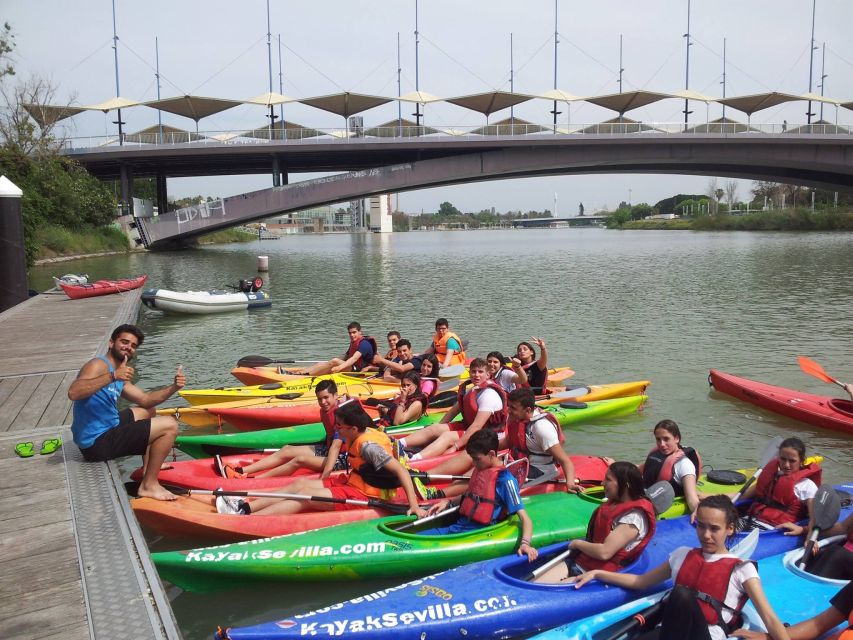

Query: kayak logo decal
[[415, 585, 453, 600], [274, 620, 297, 629]]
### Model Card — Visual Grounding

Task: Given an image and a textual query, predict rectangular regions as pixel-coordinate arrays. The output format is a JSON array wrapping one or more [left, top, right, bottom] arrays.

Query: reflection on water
[[30, 228, 853, 639]]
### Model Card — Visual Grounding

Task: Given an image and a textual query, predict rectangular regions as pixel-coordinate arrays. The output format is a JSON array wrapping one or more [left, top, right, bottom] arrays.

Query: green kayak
[[175, 395, 647, 459]]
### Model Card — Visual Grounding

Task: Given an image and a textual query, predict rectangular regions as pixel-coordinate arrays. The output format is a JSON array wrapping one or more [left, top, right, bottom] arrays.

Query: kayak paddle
[[593, 528, 760, 640], [395, 505, 460, 532], [522, 481, 676, 582], [798, 356, 846, 388], [437, 364, 466, 378], [732, 436, 784, 504], [798, 484, 841, 569], [188, 488, 419, 515], [236, 355, 323, 368]]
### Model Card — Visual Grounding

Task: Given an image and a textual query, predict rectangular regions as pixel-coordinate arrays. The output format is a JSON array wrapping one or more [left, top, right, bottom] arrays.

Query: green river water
[[30, 228, 853, 638]]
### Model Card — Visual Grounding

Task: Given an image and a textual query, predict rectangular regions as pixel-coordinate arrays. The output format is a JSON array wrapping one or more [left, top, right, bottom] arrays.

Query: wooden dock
[[0, 289, 181, 640]]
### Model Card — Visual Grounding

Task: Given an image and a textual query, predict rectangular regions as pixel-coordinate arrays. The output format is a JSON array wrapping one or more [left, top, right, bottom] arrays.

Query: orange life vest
[[459, 466, 504, 525], [433, 330, 466, 366], [675, 549, 753, 634], [749, 458, 822, 525], [345, 428, 396, 498], [576, 498, 656, 572]]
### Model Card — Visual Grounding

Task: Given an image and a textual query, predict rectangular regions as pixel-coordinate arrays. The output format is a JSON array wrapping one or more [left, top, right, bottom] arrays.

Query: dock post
[[0, 175, 28, 313]]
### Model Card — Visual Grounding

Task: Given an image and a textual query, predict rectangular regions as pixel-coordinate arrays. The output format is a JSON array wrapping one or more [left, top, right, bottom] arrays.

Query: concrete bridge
[[63, 130, 853, 248]]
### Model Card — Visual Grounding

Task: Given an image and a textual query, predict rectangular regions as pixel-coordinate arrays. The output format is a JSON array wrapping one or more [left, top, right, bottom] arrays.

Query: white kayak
[[141, 288, 271, 314]]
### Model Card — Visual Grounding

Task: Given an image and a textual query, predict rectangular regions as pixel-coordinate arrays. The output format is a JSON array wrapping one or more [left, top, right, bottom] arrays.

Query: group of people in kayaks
[[69, 321, 853, 640]]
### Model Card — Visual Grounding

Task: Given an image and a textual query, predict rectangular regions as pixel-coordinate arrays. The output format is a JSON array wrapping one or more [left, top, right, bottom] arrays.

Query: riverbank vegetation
[[198, 228, 259, 244]]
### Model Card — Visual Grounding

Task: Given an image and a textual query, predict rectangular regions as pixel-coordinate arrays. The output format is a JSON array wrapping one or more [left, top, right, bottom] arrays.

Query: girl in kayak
[[736, 437, 820, 530], [571, 494, 791, 640], [377, 371, 429, 427], [641, 420, 702, 517], [779, 510, 853, 580], [516, 337, 549, 392], [216, 402, 427, 518], [486, 351, 526, 393], [419, 354, 441, 398], [534, 461, 654, 582]]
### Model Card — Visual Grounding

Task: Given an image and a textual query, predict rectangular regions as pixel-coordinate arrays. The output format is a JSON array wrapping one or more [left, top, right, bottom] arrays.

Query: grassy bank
[[617, 209, 853, 231], [36, 224, 130, 260], [621, 219, 693, 230], [198, 228, 259, 244]]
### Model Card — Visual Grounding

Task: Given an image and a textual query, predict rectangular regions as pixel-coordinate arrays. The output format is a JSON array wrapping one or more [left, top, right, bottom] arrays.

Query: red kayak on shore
[[60, 275, 148, 299], [709, 369, 853, 435]]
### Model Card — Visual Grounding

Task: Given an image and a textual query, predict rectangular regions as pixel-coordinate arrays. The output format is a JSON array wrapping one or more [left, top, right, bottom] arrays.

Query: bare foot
[[138, 483, 178, 501], [160, 462, 173, 470]]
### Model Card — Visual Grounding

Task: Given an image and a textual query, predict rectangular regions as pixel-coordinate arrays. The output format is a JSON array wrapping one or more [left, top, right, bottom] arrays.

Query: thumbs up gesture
[[115, 355, 134, 382], [174, 364, 186, 390]]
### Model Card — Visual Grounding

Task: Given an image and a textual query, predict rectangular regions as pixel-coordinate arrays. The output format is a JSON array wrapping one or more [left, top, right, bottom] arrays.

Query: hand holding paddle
[[797, 484, 841, 568]]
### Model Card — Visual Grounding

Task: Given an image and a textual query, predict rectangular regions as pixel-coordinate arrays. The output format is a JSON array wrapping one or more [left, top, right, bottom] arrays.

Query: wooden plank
[[0, 376, 22, 406], [38, 370, 77, 428], [12, 373, 65, 430], [0, 375, 42, 432], [0, 582, 88, 640]]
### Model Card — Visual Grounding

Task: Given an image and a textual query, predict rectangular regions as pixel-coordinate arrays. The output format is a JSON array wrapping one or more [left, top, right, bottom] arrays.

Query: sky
[[4, 0, 853, 213]]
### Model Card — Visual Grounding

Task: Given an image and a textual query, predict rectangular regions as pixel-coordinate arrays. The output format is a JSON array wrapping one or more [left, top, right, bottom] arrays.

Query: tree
[[578, 202, 584, 216], [0, 75, 74, 156], [437, 201, 461, 217], [725, 180, 739, 211], [0, 23, 14, 80]]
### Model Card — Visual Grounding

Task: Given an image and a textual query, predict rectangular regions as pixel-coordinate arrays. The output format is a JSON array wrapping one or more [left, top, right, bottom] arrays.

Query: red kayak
[[60, 275, 148, 299], [131, 455, 609, 542], [709, 369, 853, 435]]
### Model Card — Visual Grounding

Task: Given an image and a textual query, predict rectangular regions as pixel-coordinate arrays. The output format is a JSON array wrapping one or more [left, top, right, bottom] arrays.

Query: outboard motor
[[239, 277, 263, 293]]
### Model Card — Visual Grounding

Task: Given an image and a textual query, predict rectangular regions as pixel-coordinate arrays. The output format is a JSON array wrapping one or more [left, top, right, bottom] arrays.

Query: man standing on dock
[[68, 324, 185, 501]]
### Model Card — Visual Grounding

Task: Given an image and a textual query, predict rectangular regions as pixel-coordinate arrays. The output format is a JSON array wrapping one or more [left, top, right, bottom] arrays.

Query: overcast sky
[[5, 0, 852, 213]]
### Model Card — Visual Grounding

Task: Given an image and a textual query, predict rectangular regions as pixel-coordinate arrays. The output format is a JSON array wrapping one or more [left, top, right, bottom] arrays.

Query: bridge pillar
[[155, 174, 168, 216], [119, 164, 133, 216], [271, 156, 281, 187]]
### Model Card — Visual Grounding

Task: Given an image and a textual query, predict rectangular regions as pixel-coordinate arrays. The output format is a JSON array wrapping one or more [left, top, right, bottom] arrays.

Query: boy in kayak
[[302, 322, 377, 376], [68, 324, 185, 501], [422, 318, 466, 368], [395, 358, 506, 461], [373, 339, 423, 381], [218, 379, 349, 479], [363, 330, 400, 373], [419, 430, 537, 561], [217, 402, 427, 518]]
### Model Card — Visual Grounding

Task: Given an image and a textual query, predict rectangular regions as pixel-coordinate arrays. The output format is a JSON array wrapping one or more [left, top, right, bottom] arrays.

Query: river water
[[30, 229, 853, 638]]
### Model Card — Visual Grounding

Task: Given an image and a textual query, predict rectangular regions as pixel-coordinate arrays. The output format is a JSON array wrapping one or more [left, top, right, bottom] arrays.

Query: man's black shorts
[[81, 408, 151, 462]]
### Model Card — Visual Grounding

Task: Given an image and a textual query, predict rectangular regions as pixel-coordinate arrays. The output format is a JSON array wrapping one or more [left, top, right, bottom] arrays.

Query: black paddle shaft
[[593, 599, 666, 640]]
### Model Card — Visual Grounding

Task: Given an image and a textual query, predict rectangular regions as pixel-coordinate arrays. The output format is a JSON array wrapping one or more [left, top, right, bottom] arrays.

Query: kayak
[[141, 288, 271, 314], [152, 462, 731, 592], [537, 380, 651, 406], [534, 485, 853, 640], [213, 498, 852, 640], [173, 395, 648, 459], [709, 369, 853, 435], [179, 375, 405, 406], [133, 455, 611, 542], [59, 275, 148, 299]]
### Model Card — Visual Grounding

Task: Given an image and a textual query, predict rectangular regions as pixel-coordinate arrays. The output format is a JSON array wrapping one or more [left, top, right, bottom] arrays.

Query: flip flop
[[15, 442, 34, 458], [39, 438, 62, 455]]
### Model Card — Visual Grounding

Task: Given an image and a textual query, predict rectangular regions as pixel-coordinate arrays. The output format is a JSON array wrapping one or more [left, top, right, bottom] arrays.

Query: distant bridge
[[61, 128, 853, 249]]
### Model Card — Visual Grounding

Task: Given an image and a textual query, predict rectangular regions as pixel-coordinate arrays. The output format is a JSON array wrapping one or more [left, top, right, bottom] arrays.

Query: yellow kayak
[[537, 380, 651, 406]]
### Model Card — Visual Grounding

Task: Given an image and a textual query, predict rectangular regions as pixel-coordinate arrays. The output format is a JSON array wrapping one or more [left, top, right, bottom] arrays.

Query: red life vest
[[576, 498, 656, 572], [642, 446, 702, 497], [376, 392, 428, 428], [345, 428, 396, 498], [457, 379, 508, 429], [459, 466, 504, 525], [433, 330, 466, 366], [675, 549, 753, 634], [506, 411, 564, 459], [749, 459, 822, 525], [345, 336, 379, 372]]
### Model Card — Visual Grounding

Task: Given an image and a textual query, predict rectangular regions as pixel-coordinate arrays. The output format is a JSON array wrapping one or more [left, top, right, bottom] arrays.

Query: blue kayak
[[216, 487, 853, 640]]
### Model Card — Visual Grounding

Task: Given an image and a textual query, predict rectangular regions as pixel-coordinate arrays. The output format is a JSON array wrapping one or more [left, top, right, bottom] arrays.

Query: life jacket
[[846, 527, 853, 553], [345, 428, 397, 499], [457, 379, 508, 429], [642, 446, 702, 496], [377, 391, 428, 428], [459, 466, 504, 525], [576, 499, 656, 572], [749, 459, 822, 525], [521, 361, 548, 393], [345, 336, 379, 372], [506, 411, 564, 467], [839, 609, 853, 640], [319, 395, 356, 449], [433, 330, 466, 366], [675, 549, 754, 635]]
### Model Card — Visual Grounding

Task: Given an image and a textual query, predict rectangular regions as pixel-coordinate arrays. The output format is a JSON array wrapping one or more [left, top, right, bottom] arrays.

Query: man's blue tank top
[[71, 356, 124, 449]]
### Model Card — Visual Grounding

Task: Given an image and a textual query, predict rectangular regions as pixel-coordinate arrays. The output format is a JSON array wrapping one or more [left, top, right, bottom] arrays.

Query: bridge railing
[[61, 121, 852, 151]]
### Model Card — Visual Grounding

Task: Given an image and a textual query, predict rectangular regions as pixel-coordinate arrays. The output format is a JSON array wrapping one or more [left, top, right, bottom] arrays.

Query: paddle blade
[[812, 485, 841, 530], [730, 527, 760, 559], [438, 364, 466, 379], [236, 355, 275, 368], [733, 436, 783, 503], [798, 356, 843, 387], [645, 481, 675, 515]]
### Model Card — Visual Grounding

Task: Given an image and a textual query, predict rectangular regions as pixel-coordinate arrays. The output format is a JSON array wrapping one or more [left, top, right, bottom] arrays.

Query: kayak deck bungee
[[153, 465, 734, 592], [709, 368, 853, 435], [216, 488, 853, 640], [133, 455, 611, 542]]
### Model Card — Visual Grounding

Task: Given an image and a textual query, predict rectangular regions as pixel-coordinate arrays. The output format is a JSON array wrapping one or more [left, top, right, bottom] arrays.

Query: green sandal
[[39, 438, 62, 455], [15, 442, 34, 458]]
